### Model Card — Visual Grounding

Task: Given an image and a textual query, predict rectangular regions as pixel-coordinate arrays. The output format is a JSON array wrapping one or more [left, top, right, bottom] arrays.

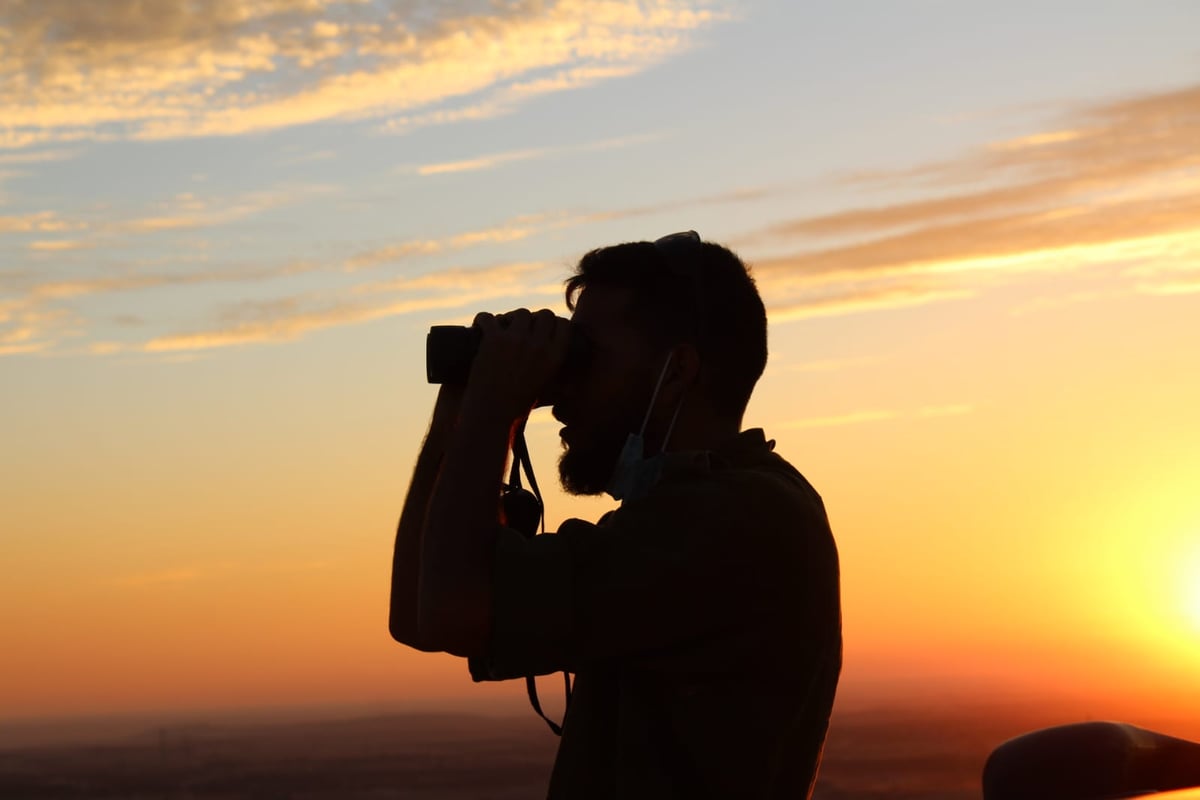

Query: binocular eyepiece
[[426, 321, 591, 406]]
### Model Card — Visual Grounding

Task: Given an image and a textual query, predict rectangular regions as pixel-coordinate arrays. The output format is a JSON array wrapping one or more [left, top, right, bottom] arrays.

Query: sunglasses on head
[[653, 230, 702, 256]]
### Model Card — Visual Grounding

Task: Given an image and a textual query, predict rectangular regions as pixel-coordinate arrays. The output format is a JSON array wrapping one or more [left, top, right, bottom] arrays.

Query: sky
[[2, 0, 1199, 727]]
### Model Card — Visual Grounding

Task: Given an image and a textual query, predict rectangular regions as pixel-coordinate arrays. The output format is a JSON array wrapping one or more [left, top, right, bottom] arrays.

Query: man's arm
[[388, 384, 462, 650], [417, 404, 512, 657], [418, 309, 569, 657]]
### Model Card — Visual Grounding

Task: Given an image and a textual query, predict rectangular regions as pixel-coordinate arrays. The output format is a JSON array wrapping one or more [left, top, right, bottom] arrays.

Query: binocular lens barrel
[[425, 323, 591, 405], [426, 325, 483, 385]]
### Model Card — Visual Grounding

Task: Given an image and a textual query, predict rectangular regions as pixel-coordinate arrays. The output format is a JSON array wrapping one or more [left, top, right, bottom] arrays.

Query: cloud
[[87, 341, 124, 355], [144, 260, 560, 352], [1138, 275, 1200, 296], [0, 253, 324, 355], [114, 184, 334, 233], [1009, 288, 1119, 317], [408, 132, 666, 176], [377, 64, 649, 135], [0, 180, 780, 357], [781, 410, 899, 429], [7, 75, 1192, 361], [1120, 232, 1200, 297], [0, 0, 728, 147], [16, 254, 321, 303], [0, 296, 76, 355], [741, 82, 1200, 321], [0, 148, 81, 165], [766, 281, 973, 323], [0, 211, 77, 233], [277, 148, 337, 165], [10, 69, 1197, 361], [780, 404, 973, 430], [774, 356, 881, 374], [354, 260, 553, 295], [344, 215, 558, 271], [343, 183, 772, 271], [28, 239, 93, 252], [2, 184, 331, 259]]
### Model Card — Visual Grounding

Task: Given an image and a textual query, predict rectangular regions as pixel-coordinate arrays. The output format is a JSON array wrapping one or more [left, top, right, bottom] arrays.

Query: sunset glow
[[3, 1, 1199, 733], [1179, 539, 1200, 636]]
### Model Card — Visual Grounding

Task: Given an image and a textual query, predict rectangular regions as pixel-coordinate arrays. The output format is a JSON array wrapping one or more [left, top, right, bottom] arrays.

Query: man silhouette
[[390, 232, 841, 799]]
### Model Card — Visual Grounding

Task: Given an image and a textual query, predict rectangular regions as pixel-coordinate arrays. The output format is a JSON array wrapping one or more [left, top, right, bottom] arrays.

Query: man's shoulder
[[658, 439, 826, 521], [601, 446, 830, 555]]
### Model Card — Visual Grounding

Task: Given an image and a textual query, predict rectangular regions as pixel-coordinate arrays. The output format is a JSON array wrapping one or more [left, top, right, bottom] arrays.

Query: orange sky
[[2, 1, 1199, 726]]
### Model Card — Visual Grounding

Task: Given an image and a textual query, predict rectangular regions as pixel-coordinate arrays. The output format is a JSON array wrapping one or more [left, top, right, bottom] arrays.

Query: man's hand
[[462, 308, 570, 425]]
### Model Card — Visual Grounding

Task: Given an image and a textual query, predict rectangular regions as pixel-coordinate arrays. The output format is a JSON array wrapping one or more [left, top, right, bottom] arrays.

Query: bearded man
[[389, 232, 841, 800]]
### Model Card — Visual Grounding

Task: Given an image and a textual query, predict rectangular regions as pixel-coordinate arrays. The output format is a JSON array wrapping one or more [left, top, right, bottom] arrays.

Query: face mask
[[606, 352, 685, 504]]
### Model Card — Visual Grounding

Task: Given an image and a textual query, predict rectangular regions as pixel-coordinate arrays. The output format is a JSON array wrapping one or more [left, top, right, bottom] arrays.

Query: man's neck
[[658, 415, 742, 455]]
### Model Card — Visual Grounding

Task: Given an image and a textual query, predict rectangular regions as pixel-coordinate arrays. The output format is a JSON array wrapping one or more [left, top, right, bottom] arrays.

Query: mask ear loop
[[642, 351, 687, 453], [660, 393, 685, 453], [638, 352, 674, 438]]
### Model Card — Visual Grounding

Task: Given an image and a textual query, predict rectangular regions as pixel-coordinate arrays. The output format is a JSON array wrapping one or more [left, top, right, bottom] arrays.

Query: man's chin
[[558, 450, 614, 497]]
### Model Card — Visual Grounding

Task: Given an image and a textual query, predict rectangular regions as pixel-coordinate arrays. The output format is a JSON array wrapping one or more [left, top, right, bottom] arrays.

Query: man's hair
[[564, 237, 768, 419]]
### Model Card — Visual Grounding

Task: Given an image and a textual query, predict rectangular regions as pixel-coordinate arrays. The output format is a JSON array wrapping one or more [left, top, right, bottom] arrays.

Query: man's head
[[552, 232, 768, 495]]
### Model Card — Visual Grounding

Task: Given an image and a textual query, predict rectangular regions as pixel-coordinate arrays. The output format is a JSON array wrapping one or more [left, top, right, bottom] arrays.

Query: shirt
[[469, 428, 842, 799]]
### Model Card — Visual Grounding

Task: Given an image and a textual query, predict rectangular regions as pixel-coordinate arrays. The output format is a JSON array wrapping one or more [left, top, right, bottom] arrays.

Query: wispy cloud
[[0, 148, 81, 165], [2, 184, 333, 256], [28, 239, 93, 252], [1, 181, 781, 357], [7, 72, 1196, 361], [0, 211, 79, 234], [767, 282, 973, 323], [0, 297, 74, 355], [344, 183, 776, 272], [409, 132, 666, 176], [780, 403, 973, 430], [277, 148, 337, 165], [144, 261, 559, 353], [1137, 275, 1200, 296], [744, 82, 1200, 321], [377, 63, 648, 135], [115, 185, 335, 233], [774, 356, 881, 373], [0, 0, 728, 147], [781, 410, 899, 429], [0, 253, 324, 355], [344, 215, 558, 271]]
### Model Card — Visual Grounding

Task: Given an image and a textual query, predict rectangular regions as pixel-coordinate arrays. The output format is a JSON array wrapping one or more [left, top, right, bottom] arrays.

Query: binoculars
[[426, 320, 591, 404]]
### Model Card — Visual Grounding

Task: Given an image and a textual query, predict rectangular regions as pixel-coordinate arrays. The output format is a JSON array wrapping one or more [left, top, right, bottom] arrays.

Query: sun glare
[[1178, 538, 1200, 636], [1187, 569, 1200, 635]]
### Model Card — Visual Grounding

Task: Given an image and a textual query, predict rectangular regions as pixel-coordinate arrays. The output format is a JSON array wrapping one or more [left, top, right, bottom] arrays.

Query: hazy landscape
[[7, 700, 1195, 799]]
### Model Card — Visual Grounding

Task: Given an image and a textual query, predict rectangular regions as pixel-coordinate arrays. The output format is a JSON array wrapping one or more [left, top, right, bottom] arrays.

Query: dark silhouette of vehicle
[[983, 721, 1200, 800]]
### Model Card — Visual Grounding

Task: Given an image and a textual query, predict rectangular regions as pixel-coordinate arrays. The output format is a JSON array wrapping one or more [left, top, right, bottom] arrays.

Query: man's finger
[[472, 311, 496, 331], [498, 307, 532, 332], [531, 308, 557, 339]]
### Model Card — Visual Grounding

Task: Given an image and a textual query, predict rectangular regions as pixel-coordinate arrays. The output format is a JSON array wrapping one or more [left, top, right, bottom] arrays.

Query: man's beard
[[558, 407, 643, 496]]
